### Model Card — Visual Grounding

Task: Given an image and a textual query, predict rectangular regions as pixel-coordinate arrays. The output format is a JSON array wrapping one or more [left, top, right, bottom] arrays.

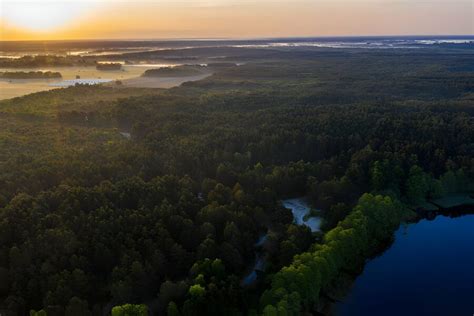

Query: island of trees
[[142, 65, 206, 77], [96, 63, 123, 71], [0, 55, 95, 68], [0, 71, 62, 79]]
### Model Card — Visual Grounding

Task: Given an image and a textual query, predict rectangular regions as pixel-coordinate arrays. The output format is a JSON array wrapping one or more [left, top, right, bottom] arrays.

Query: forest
[[0, 48, 473, 315], [96, 64, 123, 71], [142, 66, 206, 78], [0, 71, 62, 79], [0, 56, 95, 68]]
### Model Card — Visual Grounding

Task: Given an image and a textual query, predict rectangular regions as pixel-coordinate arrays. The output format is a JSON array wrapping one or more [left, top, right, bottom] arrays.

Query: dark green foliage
[[320, 203, 351, 231], [0, 55, 94, 67], [406, 165, 431, 204], [167, 302, 180, 316], [0, 71, 62, 79], [142, 66, 206, 77]]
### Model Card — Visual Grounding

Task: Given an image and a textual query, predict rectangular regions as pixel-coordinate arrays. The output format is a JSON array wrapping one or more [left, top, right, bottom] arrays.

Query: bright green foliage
[[188, 284, 206, 298], [111, 304, 148, 316]]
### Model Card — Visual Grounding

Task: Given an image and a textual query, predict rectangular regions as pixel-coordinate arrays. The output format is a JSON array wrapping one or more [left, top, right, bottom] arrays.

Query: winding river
[[242, 198, 321, 286], [282, 198, 321, 232], [336, 214, 474, 316]]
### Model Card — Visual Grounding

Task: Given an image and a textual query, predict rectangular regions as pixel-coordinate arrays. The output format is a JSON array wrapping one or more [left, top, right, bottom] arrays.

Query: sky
[[0, 0, 473, 40]]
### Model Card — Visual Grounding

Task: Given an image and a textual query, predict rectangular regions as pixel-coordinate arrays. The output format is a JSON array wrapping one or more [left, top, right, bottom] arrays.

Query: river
[[282, 198, 321, 232], [335, 214, 474, 316], [242, 197, 321, 286]]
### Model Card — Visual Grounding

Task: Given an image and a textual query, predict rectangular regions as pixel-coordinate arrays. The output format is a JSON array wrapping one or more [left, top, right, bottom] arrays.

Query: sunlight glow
[[3, 1, 92, 32], [0, 0, 471, 40]]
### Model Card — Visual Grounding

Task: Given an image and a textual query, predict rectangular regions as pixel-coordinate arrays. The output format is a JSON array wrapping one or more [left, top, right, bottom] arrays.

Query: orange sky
[[1, 0, 473, 40]]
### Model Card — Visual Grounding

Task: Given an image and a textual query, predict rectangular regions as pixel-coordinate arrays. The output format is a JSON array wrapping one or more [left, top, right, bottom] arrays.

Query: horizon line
[[1, 34, 474, 43]]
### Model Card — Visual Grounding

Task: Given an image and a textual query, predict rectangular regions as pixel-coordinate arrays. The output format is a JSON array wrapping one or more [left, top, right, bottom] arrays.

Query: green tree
[[405, 165, 429, 204], [111, 304, 148, 316], [65, 297, 90, 316], [167, 301, 180, 316], [188, 284, 205, 299]]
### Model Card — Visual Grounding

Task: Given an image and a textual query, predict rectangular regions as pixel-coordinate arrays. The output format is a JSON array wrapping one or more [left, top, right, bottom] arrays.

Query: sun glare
[[3, 1, 91, 32]]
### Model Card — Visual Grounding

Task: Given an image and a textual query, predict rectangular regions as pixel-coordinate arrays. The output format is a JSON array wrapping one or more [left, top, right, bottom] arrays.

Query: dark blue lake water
[[336, 214, 474, 316]]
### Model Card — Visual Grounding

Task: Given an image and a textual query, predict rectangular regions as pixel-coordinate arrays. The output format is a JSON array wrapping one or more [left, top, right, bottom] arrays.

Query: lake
[[336, 214, 474, 316]]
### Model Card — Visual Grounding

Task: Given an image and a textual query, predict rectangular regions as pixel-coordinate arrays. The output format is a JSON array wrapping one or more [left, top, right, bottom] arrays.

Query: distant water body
[[336, 214, 474, 316], [1, 36, 473, 58], [50, 79, 113, 87], [228, 36, 474, 50]]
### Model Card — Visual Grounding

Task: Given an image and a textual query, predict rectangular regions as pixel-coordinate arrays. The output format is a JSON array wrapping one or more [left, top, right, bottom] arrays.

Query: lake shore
[[412, 193, 474, 217], [324, 196, 474, 316], [334, 213, 474, 316]]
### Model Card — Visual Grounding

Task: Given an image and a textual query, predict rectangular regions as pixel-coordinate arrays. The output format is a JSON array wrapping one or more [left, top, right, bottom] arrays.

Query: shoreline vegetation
[[260, 193, 417, 315], [258, 164, 474, 315], [261, 191, 474, 316], [0, 71, 62, 79], [334, 213, 474, 316], [328, 203, 474, 315]]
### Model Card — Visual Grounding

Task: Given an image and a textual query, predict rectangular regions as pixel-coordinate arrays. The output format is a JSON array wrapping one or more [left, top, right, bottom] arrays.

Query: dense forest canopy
[[0, 47, 473, 315]]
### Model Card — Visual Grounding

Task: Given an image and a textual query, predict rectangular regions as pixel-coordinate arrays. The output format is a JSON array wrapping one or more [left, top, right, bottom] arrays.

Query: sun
[[2, 1, 92, 32]]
